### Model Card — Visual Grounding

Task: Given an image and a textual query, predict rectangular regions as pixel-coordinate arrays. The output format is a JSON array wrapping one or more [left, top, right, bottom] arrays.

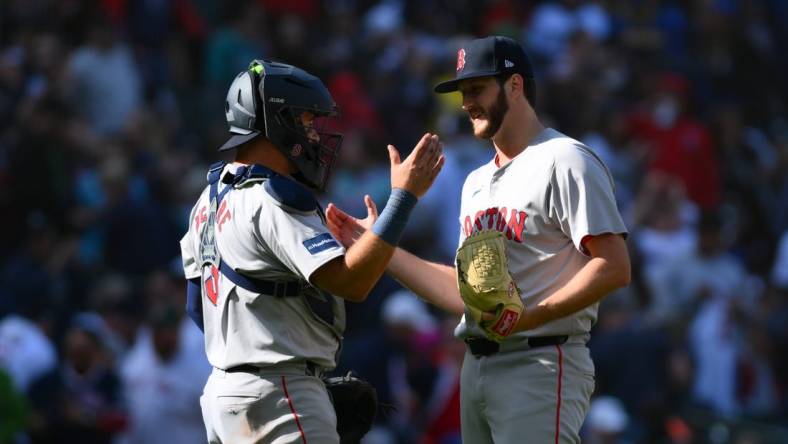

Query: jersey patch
[[264, 175, 318, 212], [198, 197, 221, 267], [303, 233, 339, 255]]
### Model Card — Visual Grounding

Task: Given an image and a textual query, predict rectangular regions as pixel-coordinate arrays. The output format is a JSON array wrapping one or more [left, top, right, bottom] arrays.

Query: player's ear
[[509, 74, 522, 97]]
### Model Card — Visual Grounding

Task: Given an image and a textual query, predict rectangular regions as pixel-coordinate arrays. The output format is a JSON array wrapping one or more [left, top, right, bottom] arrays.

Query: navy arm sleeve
[[186, 278, 203, 332]]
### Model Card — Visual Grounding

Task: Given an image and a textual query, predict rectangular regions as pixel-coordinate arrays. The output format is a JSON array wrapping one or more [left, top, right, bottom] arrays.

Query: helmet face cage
[[275, 106, 343, 191], [240, 59, 344, 191]]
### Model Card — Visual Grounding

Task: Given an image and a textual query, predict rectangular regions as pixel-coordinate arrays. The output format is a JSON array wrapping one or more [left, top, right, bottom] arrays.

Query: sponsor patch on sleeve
[[303, 233, 340, 255]]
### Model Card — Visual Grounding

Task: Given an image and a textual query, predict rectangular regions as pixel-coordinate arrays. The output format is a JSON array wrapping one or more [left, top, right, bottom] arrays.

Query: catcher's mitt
[[323, 372, 377, 444], [456, 230, 523, 342]]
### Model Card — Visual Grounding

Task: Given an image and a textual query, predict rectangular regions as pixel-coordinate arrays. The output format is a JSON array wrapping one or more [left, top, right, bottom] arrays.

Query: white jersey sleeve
[[548, 144, 628, 255], [256, 192, 345, 283]]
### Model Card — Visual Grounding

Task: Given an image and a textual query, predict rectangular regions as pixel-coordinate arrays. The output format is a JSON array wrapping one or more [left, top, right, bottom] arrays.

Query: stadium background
[[1, 0, 787, 443]]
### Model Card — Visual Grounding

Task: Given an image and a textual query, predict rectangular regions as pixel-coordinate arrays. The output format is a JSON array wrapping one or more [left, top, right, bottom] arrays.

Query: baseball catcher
[[181, 58, 443, 443]]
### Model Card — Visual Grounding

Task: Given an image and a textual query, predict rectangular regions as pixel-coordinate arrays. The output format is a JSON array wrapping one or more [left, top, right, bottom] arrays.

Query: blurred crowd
[[1, 0, 787, 443]]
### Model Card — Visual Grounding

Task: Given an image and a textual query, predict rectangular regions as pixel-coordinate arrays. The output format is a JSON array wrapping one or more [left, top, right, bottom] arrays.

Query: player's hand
[[388, 133, 445, 198], [326, 195, 378, 248], [480, 306, 540, 333]]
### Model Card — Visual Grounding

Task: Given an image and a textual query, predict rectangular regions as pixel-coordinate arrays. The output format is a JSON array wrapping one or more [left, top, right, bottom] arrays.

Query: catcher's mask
[[220, 59, 343, 191]]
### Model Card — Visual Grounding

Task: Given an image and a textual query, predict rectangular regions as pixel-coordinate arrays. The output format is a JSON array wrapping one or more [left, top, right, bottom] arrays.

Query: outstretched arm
[[311, 228, 396, 302], [388, 248, 464, 315], [312, 134, 445, 302], [326, 197, 463, 315]]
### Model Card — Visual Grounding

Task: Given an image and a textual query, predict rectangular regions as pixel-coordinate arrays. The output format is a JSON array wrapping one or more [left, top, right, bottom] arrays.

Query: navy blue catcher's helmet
[[220, 60, 343, 191]]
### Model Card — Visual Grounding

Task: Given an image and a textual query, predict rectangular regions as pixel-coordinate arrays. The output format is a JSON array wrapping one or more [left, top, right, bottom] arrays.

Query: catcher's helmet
[[220, 60, 343, 191]]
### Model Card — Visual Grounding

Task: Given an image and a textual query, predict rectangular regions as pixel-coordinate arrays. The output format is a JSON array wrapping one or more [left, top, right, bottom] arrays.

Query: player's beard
[[473, 87, 509, 139]]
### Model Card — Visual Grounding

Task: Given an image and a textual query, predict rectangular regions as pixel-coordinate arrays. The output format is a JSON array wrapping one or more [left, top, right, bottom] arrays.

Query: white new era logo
[[504, 59, 514, 68]]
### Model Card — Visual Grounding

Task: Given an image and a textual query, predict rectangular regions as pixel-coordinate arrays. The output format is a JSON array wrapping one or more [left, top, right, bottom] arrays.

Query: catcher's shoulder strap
[[263, 174, 319, 213], [202, 163, 303, 298], [214, 162, 319, 214], [202, 163, 334, 326], [206, 161, 226, 183]]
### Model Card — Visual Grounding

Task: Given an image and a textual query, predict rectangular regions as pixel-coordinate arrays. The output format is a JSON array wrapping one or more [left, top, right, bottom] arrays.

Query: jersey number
[[204, 265, 220, 306]]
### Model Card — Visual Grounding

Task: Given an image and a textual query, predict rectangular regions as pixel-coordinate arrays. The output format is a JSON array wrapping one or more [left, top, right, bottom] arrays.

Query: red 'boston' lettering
[[507, 210, 527, 242], [194, 206, 207, 232], [485, 208, 498, 229], [462, 207, 528, 242], [496, 207, 508, 232], [474, 211, 485, 231], [217, 201, 231, 231]]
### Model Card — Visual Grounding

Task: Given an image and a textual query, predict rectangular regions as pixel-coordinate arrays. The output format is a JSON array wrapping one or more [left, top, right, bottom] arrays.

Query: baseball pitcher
[[327, 36, 630, 443]]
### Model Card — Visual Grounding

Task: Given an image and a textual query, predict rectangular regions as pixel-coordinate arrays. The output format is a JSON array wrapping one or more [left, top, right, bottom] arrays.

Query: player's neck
[[235, 141, 297, 177], [492, 110, 544, 166]]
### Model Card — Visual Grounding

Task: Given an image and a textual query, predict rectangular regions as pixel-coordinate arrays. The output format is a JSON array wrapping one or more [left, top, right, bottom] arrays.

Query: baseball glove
[[323, 372, 377, 444], [456, 230, 523, 342]]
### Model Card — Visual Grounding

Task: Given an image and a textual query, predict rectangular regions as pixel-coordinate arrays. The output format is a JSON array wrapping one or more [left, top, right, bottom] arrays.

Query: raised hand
[[388, 133, 445, 198], [326, 195, 379, 248]]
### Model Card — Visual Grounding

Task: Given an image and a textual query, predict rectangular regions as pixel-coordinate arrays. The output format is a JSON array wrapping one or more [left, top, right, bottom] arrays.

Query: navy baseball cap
[[434, 36, 535, 94]]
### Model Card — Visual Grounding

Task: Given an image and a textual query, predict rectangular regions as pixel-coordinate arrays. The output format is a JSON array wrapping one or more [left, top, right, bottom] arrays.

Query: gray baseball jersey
[[455, 128, 628, 339], [180, 163, 346, 370]]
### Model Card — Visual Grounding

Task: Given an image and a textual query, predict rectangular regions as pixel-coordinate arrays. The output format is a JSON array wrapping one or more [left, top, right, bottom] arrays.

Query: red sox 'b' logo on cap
[[456, 48, 466, 71]]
